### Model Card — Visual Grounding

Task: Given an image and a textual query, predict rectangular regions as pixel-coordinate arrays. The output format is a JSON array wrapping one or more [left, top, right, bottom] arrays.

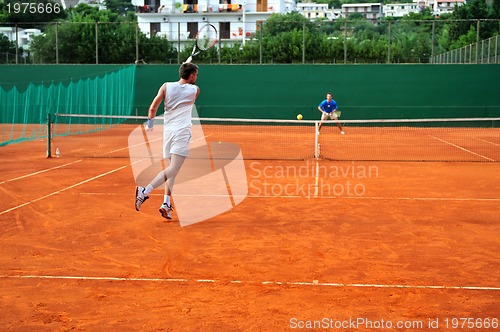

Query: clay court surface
[[0, 128, 499, 331]]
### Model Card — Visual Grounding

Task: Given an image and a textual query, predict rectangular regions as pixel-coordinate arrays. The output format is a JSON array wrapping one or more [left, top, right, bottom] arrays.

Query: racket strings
[[197, 26, 217, 51]]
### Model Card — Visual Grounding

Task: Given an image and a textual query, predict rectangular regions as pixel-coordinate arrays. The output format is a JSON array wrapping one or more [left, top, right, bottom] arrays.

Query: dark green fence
[[1, 64, 499, 146], [135, 64, 500, 120]]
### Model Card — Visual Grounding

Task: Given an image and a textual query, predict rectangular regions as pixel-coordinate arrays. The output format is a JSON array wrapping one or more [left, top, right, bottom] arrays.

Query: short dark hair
[[179, 63, 198, 80], [327, 92, 332, 96]]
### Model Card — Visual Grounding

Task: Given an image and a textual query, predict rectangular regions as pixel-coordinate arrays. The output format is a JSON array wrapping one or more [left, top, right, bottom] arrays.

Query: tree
[[29, 4, 176, 64], [0, 34, 18, 64], [263, 12, 316, 37], [493, 0, 500, 19], [0, 0, 66, 28], [104, 0, 135, 16]]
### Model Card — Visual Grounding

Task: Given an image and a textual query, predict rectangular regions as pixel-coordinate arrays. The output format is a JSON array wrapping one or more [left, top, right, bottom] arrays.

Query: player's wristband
[[147, 118, 154, 129]]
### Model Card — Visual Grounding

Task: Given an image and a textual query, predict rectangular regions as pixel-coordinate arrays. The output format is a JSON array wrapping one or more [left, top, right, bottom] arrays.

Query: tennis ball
[[297, 114, 303, 120]]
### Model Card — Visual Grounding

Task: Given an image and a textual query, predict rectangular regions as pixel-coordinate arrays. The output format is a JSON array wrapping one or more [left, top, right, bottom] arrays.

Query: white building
[[430, 0, 465, 15], [0, 27, 42, 50], [296, 2, 338, 21], [134, 0, 295, 50], [341, 3, 383, 22], [383, 3, 420, 17]]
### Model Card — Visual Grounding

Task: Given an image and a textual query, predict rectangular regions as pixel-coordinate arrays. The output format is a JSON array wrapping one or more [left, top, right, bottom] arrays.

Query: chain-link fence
[[432, 35, 500, 64], [1, 19, 499, 65]]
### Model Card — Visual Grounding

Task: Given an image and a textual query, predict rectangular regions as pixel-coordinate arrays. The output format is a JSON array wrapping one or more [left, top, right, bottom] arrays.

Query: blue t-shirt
[[319, 99, 337, 114]]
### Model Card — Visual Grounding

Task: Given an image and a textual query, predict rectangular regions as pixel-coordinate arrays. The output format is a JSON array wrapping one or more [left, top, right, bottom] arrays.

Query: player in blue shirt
[[318, 92, 345, 135]]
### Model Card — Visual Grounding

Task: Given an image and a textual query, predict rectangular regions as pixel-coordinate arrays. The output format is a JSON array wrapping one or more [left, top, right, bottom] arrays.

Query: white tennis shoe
[[159, 203, 173, 220], [341, 131, 345, 135], [135, 186, 149, 211]]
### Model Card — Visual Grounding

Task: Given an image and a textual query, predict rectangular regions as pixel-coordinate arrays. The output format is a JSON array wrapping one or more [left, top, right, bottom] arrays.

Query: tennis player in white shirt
[[135, 62, 200, 220]]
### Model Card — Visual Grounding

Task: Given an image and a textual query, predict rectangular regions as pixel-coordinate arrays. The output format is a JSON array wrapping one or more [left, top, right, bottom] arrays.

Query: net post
[[314, 121, 319, 160], [46, 113, 52, 158]]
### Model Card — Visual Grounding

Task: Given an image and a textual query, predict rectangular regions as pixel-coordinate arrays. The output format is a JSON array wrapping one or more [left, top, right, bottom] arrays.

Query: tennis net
[[48, 114, 500, 162]]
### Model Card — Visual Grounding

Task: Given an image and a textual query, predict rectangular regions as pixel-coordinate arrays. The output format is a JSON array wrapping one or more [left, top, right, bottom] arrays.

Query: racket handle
[[185, 56, 193, 64]]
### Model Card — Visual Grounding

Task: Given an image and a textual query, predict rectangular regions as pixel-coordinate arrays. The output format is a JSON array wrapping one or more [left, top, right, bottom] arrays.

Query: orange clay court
[[0, 122, 499, 331]]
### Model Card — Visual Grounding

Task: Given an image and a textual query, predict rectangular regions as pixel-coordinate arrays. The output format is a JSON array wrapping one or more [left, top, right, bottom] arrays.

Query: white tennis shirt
[[163, 82, 198, 131]]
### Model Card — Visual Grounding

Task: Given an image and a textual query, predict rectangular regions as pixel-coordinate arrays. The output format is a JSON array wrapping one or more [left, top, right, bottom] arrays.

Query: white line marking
[[0, 275, 498, 291], [193, 134, 212, 142], [0, 133, 216, 216], [313, 160, 319, 198], [73, 192, 500, 202], [473, 136, 500, 146], [0, 165, 129, 216], [428, 135, 495, 161], [340, 196, 500, 202], [0, 160, 83, 185]]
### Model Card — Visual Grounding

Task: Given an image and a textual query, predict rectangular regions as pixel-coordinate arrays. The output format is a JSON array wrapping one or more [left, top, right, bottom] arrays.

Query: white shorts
[[321, 112, 337, 121], [163, 127, 191, 159]]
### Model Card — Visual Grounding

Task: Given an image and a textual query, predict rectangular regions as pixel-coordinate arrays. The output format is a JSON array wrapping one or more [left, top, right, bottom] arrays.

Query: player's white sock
[[164, 195, 171, 206], [144, 184, 154, 196]]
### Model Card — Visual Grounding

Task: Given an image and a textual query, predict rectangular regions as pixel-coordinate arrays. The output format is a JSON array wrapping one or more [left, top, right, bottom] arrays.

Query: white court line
[[313, 160, 319, 198], [428, 135, 495, 161], [74, 192, 500, 202], [0, 165, 129, 216], [0, 274, 498, 291], [473, 136, 500, 146], [0, 133, 214, 216], [0, 160, 83, 185]]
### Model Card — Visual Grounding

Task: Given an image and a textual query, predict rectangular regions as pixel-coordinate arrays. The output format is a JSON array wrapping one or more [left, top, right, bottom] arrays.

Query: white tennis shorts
[[163, 127, 191, 159], [321, 112, 337, 121]]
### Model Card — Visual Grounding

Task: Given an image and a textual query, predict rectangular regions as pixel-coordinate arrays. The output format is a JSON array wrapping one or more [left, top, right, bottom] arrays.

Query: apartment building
[[134, 0, 295, 50], [296, 2, 339, 20], [341, 3, 383, 22], [383, 3, 420, 17]]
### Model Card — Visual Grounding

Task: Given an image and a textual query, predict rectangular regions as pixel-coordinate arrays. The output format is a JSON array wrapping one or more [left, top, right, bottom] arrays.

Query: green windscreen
[[0, 65, 136, 147]]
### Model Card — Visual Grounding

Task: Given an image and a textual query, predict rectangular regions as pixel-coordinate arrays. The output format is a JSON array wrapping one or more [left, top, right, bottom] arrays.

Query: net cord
[[52, 114, 500, 125]]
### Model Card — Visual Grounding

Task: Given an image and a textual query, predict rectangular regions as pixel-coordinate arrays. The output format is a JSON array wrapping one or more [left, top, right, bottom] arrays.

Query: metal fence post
[[475, 19, 480, 64], [495, 35, 500, 63], [302, 23, 305, 64], [135, 21, 139, 63], [178, 22, 181, 64], [55, 22, 59, 64], [344, 19, 347, 64], [387, 21, 391, 64], [259, 21, 263, 65], [431, 20, 435, 64], [95, 22, 99, 65], [15, 23, 19, 64]]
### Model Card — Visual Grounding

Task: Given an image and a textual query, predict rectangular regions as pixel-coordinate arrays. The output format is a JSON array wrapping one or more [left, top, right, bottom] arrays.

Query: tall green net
[[0, 65, 136, 148]]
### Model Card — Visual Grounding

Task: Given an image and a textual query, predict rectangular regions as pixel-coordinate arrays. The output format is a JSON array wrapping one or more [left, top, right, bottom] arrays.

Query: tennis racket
[[185, 24, 218, 63], [333, 110, 341, 118]]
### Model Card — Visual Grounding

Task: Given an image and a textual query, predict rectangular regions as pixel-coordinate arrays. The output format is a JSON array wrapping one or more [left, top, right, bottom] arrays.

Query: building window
[[187, 22, 198, 38], [219, 22, 230, 39], [150, 22, 160, 37], [256, 0, 267, 12]]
